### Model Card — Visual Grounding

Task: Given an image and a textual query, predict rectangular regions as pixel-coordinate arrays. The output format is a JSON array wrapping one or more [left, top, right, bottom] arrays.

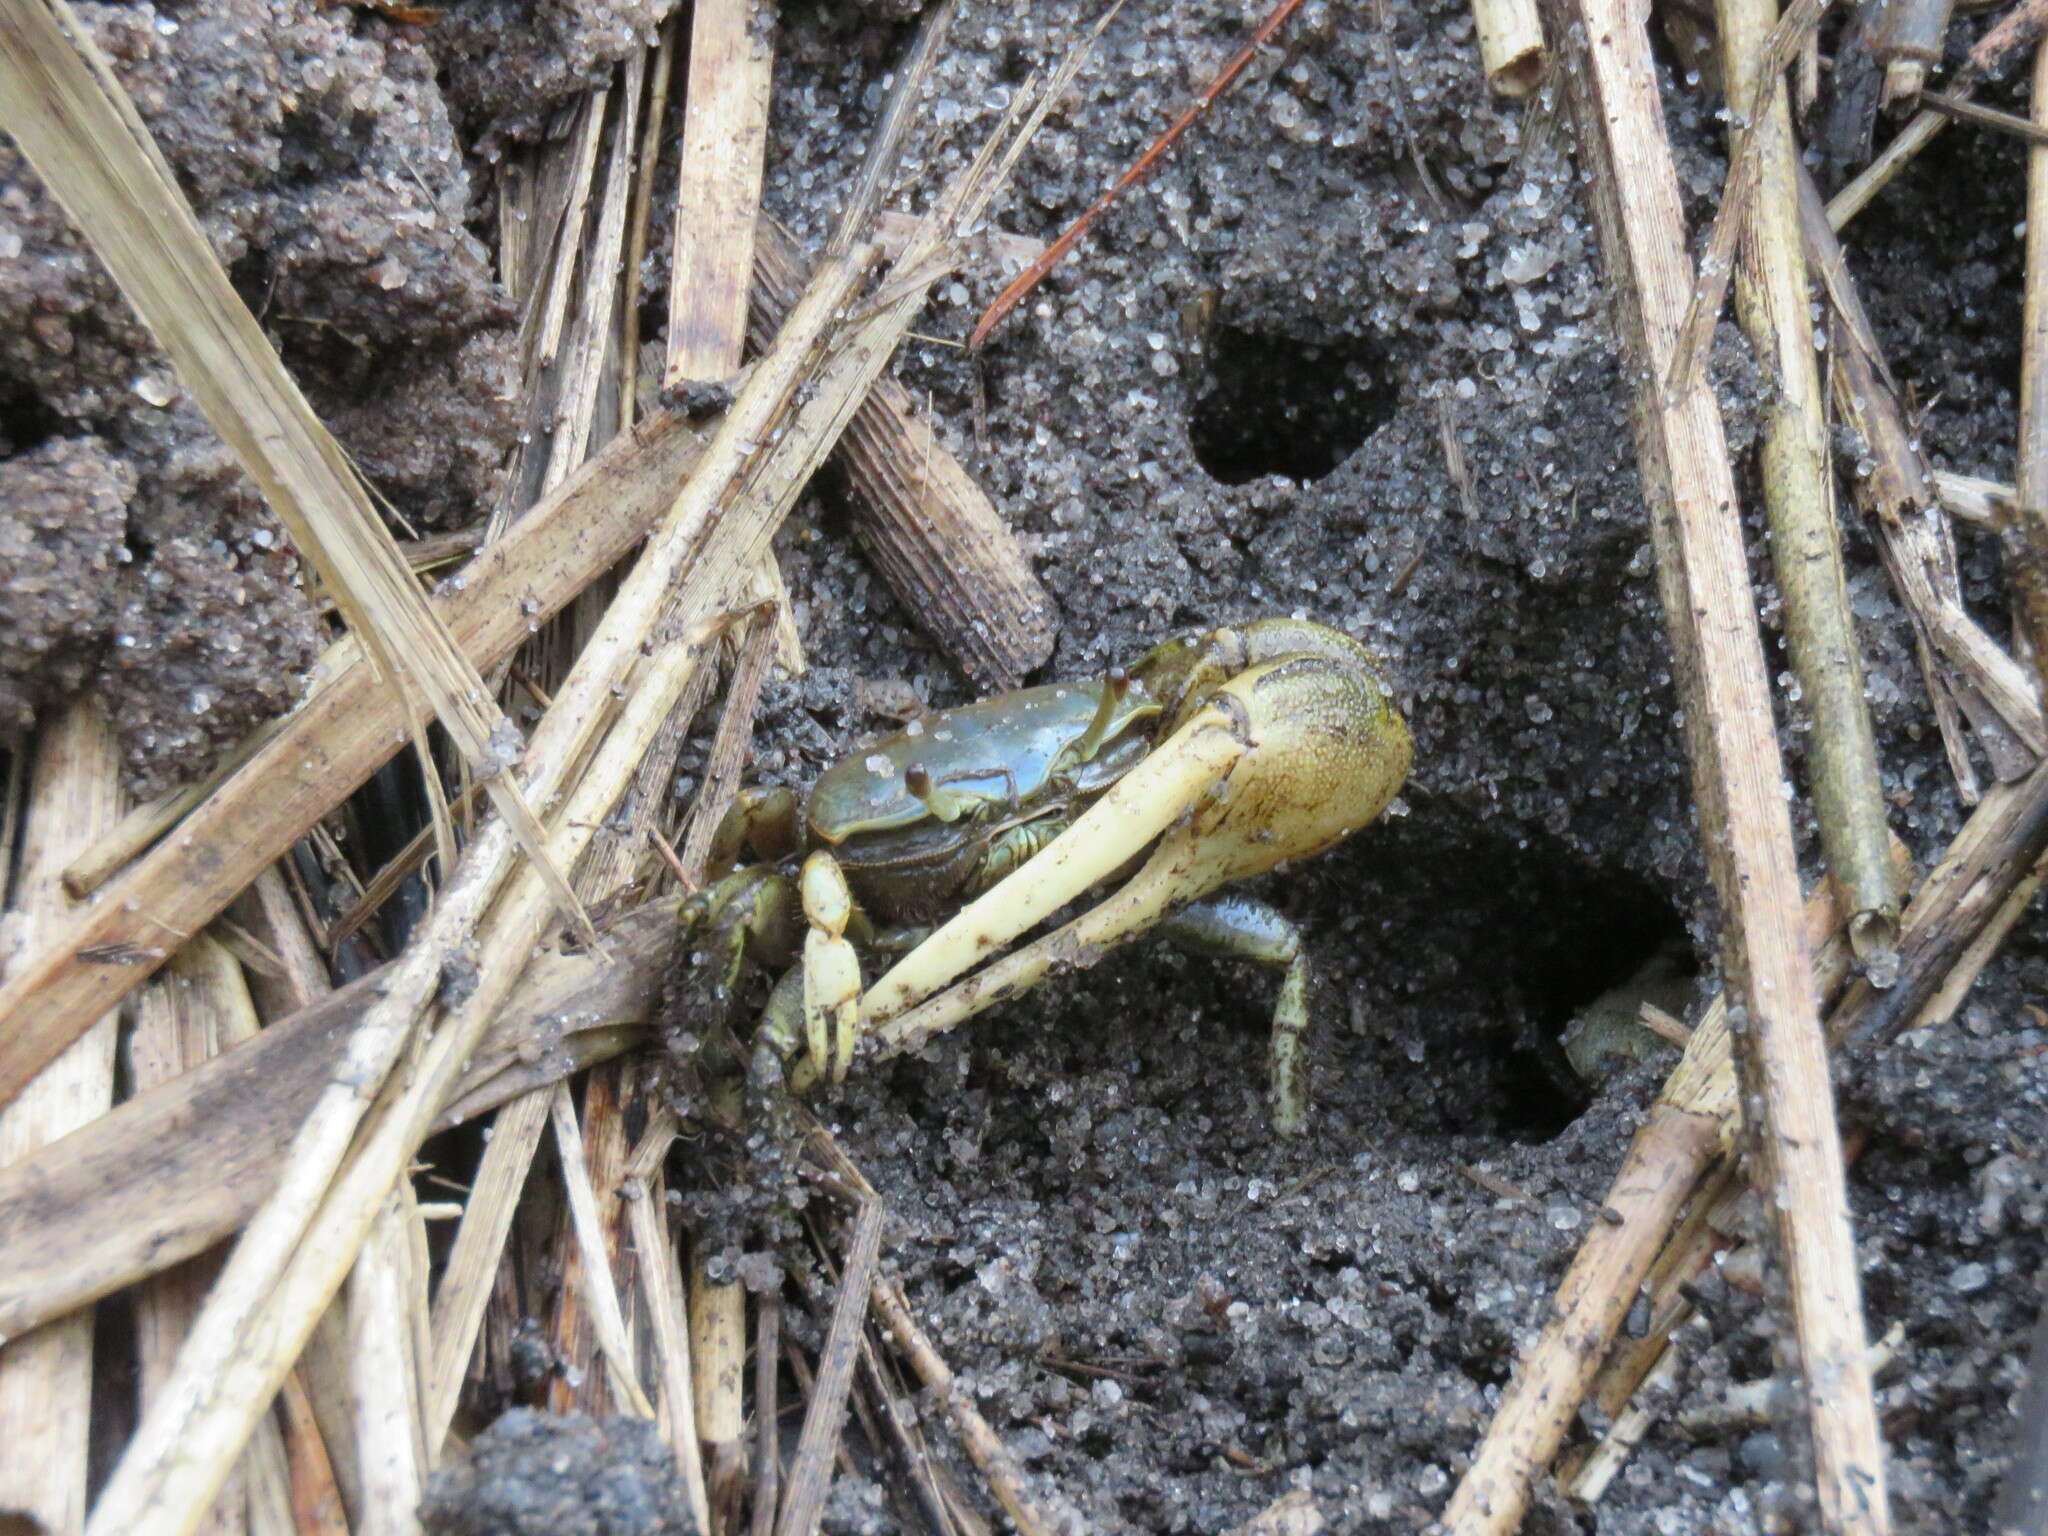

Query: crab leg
[[857, 701, 1252, 1025]]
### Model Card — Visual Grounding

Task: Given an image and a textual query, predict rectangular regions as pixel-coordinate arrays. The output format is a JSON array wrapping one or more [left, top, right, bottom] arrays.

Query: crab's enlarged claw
[[800, 852, 862, 1084], [870, 648, 1410, 1130], [859, 704, 1251, 1027]]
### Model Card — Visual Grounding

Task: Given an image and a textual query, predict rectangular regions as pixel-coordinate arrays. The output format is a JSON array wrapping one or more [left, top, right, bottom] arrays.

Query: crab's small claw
[[867, 646, 1410, 1131], [800, 852, 862, 1085]]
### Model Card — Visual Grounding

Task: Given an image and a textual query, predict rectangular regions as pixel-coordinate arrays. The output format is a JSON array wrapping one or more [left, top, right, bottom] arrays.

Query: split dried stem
[[548, 1082, 655, 1416], [422, 1090, 551, 1453], [775, 1199, 884, 1536]]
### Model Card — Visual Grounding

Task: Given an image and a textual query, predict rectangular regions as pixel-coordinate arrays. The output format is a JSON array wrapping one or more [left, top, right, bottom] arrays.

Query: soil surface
[[6, 1, 2047, 1533]]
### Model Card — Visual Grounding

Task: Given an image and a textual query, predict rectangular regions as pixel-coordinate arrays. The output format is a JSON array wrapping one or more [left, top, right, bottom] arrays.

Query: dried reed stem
[[348, 1193, 427, 1536], [1799, 166, 2046, 782], [774, 1199, 884, 1536], [1472, 0, 1547, 94], [131, 933, 262, 1536], [1717, 0, 1899, 973], [422, 1090, 551, 1453], [1471, 4, 1889, 1531], [666, 0, 774, 388], [678, 610, 779, 885], [753, 218, 1056, 687], [750, 1293, 782, 1536], [548, 1082, 656, 1416], [622, 1128, 712, 1531], [2011, 43, 2048, 689]]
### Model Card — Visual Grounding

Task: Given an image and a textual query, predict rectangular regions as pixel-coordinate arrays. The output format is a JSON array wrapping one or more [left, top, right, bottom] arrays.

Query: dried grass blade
[[422, 1090, 551, 1454]]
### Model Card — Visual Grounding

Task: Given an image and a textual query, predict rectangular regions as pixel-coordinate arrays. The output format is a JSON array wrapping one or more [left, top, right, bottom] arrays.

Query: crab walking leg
[[857, 705, 1253, 1025], [1157, 895, 1313, 1133]]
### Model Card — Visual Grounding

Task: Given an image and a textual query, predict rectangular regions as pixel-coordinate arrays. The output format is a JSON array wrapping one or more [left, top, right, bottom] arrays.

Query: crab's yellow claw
[[799, 853, 862, 1084]]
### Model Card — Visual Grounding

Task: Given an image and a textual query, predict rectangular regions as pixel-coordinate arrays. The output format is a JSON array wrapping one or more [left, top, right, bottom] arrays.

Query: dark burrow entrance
[[1337, 816, 1697, 1143], [1186, 321, 1398, 485]]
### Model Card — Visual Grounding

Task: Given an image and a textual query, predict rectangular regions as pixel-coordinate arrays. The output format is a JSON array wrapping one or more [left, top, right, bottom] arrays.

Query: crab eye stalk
[[1069, 666, 1130, 764], [905, 764, 969, 822]]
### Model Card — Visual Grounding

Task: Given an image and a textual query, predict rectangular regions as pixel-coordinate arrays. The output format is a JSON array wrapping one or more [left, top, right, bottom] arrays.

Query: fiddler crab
[[676, 618, 1411, 1134]]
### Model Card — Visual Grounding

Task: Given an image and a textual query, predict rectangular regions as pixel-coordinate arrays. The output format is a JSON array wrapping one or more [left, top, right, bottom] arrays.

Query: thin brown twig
[[969, 0, 1288, 349]]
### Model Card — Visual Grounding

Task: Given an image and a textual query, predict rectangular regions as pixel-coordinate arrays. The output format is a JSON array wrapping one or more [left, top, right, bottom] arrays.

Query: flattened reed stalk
[[0, 700, 122, 1535], [0, 0, 594, 954], [621, 19, 678, 422], [86, 46, 1087, 1532], [1457, 2, 1889, 1532], [666, 0, 776, 387], [0, 404, 710, 1101], [1715, 0, 1900, 974], [277, 1373, 351, 1536], [751, 1293, 783, 1536], [678, 609, 781, 885], [754, 217, 1057, 687], [348, 1194, 427, 1535], [619, 1112, 713, 1532], [1661, 0, 1829, 393], [423, 1091, 551, 1453], [545, 58, 644, 496], [130, 933, 263, 1536]]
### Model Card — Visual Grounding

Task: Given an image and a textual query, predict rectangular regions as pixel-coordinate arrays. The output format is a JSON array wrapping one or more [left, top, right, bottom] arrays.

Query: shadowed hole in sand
[[1186, 322, 1397, 485]]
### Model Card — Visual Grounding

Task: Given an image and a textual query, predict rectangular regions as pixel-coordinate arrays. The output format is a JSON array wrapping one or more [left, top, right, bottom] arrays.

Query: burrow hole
[[1186, 322, 1398, 485]]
